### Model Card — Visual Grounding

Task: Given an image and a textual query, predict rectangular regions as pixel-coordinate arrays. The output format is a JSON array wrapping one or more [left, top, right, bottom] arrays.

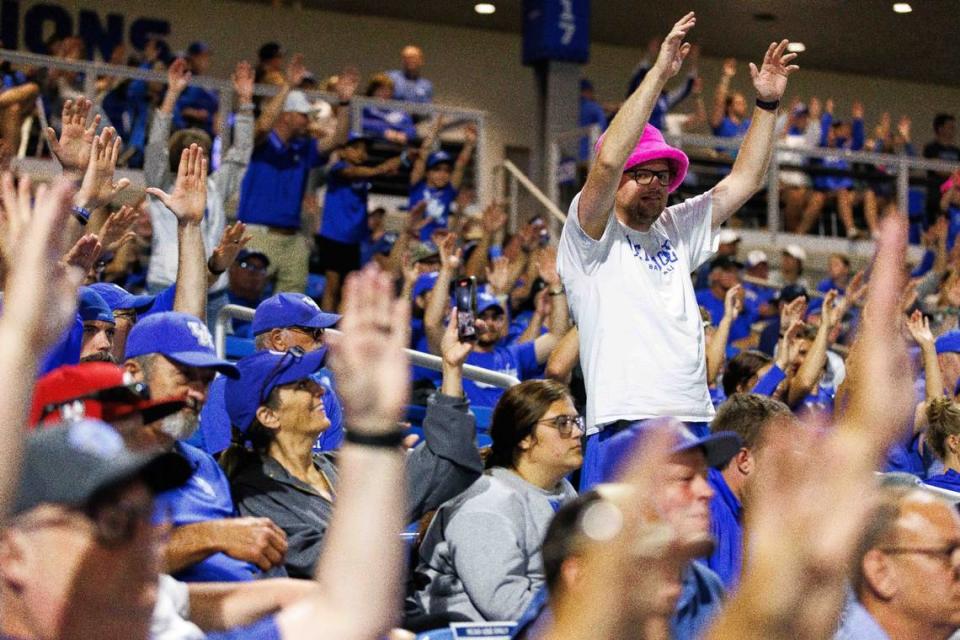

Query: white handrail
[[214, 303, 520, 390], [501, 159, 567, 225]]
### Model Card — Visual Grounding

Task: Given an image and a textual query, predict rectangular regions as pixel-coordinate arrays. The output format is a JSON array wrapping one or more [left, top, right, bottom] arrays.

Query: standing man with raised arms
[[557, 12, 800, 488]]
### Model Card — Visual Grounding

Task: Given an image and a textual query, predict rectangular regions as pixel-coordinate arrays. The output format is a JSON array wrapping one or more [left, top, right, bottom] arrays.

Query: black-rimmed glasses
[[537, 414, 586, 438], [625, 169, 671, 187]]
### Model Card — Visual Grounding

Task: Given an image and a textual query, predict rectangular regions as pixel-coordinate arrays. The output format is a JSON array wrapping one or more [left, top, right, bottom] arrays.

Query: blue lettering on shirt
[[625, 231, 679, 275]]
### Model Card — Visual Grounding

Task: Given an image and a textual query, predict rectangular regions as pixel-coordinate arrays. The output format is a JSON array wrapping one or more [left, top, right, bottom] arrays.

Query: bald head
[[401, 45, 424, 75]]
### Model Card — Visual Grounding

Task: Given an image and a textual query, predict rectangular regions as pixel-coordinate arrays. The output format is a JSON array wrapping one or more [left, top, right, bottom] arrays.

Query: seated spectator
[[706, 394, 793, 588], [797, 100, 868, 239], [818, 252, 852, 294], [923, 113, 960, 226], [388, 44, 433, 104], [255, 42, 285, 86], [122, 311, 291, 583], [779, 101, 818, 232], [709, 58, 750, 149], [360, 206, 396, 268], [720, 349, 792, 401], [317, 133, 402, 310], [362, 73, 417, 145], [409, 379, 582, 624], [742, 249, 777, 316], [837, 485, 960, 640], [172, 43, 218, 137], [78, 286, 116, 363], [226, 249, 271, 338], [423, 235, 568, 408], [770, 244, 810, 289], [625, 37, 698, 131], [693, 228, 739, 289], [409, 118, 477, 240], [514, 418, 740, 640], [696, 256, 758, 348], [923, 398, 960, 492], [223, 303, 482, 578], [88, 281, 168, 362]]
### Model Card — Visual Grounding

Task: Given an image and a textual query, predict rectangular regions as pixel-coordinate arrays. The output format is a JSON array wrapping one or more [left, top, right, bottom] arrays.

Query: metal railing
[[214, 303, 520, 389], [0, 48, 489, 201], [500, 159, 567, 232]]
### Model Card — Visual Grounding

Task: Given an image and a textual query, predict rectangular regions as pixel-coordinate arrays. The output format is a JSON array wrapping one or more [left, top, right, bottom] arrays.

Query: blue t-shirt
[[695, 288, 758, 344], [154, 442, 259, 582], [237, 132, 323, 229], [360, 231, 397, 267], [320, 161, 371, 245], [462, 342, 540, 408], [173, 86, 219, 137], [706, 468, 742, 589], [207, 615, 281, 640], [362, 105, 416, 142], [817, 277, 847, 296], [925, 468, 960, 493], [409, 181, 459, 240], [713, 117, 751, 139], [387, 70, 433, 103]]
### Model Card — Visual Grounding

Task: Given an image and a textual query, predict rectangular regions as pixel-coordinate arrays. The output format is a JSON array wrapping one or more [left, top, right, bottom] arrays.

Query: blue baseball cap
[[89, 283, 156, 313], [224, 348, 327, 433], [426, 151, 453, 169], [78, 287, 115, 325], [345, 131, 370, 146], [235, 248, 270, 268], [412, 272, 440, 299], [936, 330, 960, 354], [252, 293, 340, 336], [599, 418, 742, 482], [476, 291, 505, 315], [124, 311, 239, 378], [186, 41, 210, 56]]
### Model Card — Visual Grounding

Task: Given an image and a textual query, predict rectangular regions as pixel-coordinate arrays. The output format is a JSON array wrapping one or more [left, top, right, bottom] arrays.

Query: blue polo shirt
[[463, 342, 539, 408], [706, 468, 743, 589], [237, 132, 323, 229], [154, 442, 259, 582], [409, 181, 458, 240], [320, 161, 372, 244], [387, 70, 433, 103]]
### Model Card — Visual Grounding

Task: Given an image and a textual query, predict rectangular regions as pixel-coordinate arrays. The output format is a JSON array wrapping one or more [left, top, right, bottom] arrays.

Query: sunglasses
[[258, 347, 305, 406], [289, 326, 325, 342]]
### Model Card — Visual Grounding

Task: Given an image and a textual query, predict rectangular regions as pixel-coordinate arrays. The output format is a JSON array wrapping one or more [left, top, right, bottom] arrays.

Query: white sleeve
[[664, 189, 718, 271], [557, 191, 617, 278]]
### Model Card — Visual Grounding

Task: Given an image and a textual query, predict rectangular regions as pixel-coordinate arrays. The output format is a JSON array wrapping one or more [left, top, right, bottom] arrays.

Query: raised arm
[[276, 265, 409, 640], [423, 233, 461, 355], [577, 12, 696, 240], [786, 290, 837, 406], [707, 285, 742, 386], [533, 245, 568, 363], [210, 61, 256, 199], [0, 175, 84, 518], [255, 54, 305, 143], [145, 144, 208, 320], [710, 58, 736, 131], [410, 116, 442, 186], [317, 70, 358, 154], [464, 202, 507, 280], [906, 309, 944, 401], [451, 124, 477, 190], [711, 40, 800, 227], [545, 325, 580, 384]]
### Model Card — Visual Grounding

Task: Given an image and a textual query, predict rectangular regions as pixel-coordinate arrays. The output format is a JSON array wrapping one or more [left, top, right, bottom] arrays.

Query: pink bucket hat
[[594, 124, 689, 193]]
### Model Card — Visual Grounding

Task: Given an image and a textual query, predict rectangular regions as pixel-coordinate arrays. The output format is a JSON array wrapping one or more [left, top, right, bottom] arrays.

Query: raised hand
[[167, 57, 192, 97], [286, 53, 307, 87], [145, 144, 208, 225], [897, 115, 912, 141], [775, 318, 805, 372], [851, 100, 864, 120], [45, 97, 100, 172], [232, 60, 254, 104], [334, 69, 358, 103], [721, 57, 737, 78], [62, 233, 103, 274], [0, 174, 86, 350], [750, 40, 800, 102], [653, 12, 696, 79], [724, 283, 744, 321], [441, 307, 474, 369], [98, 203, 139, 252], [437, 232, 461, 272], [481, 202, 508, 236], [780, 294, 807, 330], [537, 245, 561, 287], [485, 255, 512, 296], [75, 127, 130, 210], [819, 289, 840, 330], [905, 308, 934, 349], [209, 221, 252, 274], [328, 265, 410, 432]]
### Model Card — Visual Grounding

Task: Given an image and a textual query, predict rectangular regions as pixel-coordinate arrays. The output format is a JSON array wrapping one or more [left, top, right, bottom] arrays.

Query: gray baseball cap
[[12, 419, 191, 516]]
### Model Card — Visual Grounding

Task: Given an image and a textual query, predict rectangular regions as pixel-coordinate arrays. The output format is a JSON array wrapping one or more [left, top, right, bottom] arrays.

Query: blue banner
[[522, 0, 590, 65]]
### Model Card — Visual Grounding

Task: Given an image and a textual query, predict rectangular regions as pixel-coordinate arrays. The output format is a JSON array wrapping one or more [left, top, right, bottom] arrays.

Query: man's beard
[[158, 410, 199, 441], [80, 351, 118, 364]]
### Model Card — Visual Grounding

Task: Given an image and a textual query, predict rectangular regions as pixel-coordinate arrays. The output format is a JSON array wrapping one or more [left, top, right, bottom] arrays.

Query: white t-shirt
[[558, 190, 719, 433]]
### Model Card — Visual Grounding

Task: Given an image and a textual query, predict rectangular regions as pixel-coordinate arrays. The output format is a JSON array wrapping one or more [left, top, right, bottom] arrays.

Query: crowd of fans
[[2, 9, 960, 640]]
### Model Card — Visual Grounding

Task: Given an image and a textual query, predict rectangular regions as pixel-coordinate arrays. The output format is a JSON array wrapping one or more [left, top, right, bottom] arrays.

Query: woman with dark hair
[[409, 378, 582, 623], [222, 306, 484, 578]]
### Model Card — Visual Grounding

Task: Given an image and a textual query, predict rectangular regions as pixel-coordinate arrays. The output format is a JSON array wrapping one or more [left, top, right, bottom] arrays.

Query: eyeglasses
[[880, 544, 960, 567], [625, 169, 671, 187], [258, 347, 305, 406], [289, 326, 325, 342], [537, 414, 585, 438]]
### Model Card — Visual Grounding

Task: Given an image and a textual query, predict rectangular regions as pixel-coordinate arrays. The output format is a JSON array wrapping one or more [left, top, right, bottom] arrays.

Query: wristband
[[344, 429, 405, 448], [207, 256, 227, 276], [71, 205, 91, 226], [238, 102, 255, 112], [338, 99, 351, 107], [755, 98, 780, 112]]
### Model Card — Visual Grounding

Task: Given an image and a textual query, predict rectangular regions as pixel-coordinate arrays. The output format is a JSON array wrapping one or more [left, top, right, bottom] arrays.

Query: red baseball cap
[[30, 362, 187, 428]]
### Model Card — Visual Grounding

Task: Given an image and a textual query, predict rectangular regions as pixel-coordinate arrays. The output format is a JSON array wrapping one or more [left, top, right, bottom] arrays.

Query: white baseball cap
[[746, 250, 769, 267], [282, 90, 316, 115], [718, 229, 741, 245], [783, 244, 807, 262]]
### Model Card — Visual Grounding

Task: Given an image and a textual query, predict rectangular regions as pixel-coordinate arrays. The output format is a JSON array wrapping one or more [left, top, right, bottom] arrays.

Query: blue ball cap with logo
[[78, 286, 115, 325], [599, 417, 742, 482], [426, 150, 453, 169], [412, 272, 440, 299], [476, 291, 505, 315], [124, 311, 239, 378], [252, 293, 340, 336], [225, 348, 327, 433], [936, 330, 960, 354], [89, 282, 156, 313]]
